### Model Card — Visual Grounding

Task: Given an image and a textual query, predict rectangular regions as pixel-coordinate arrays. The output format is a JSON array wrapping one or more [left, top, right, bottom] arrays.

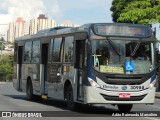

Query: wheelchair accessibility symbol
[[125, 60, 134, 72], [126, 64, 133, 70]]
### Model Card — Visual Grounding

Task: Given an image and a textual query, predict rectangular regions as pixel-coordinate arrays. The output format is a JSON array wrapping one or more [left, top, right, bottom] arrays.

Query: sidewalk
[[156, 92, 160, 99]]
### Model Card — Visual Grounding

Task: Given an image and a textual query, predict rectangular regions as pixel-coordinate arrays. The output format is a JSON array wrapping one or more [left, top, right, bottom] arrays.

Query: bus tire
[[117, 104, 133, 112], [66, 85, 77, 110], [26, 80, 35, 101]]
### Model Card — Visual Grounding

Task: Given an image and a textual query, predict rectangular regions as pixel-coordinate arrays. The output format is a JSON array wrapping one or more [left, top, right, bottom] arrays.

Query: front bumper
[[83, 86, 155, 104]]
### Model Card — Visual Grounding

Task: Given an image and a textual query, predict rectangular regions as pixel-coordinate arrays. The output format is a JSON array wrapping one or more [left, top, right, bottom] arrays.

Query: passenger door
[[17, 46, 23, 90], [48, 37, 63, 98], [75, 40, 86, 101]]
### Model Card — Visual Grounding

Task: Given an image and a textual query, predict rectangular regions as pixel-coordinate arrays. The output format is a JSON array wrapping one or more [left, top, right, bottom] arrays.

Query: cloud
[[0, 0, 62, 24], [43, 0, 62, 19], [0, 0, 62, 38]]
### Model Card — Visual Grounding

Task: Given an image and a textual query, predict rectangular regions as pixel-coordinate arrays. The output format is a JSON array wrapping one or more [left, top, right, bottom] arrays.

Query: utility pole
[[0, 24, 8, 41], [0, 35, 5, 61], [0, 24, 8, 61]]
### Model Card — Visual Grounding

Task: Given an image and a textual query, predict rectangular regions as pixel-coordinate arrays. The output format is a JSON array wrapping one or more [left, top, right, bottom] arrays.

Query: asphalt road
[[0, 82, 160, 120]]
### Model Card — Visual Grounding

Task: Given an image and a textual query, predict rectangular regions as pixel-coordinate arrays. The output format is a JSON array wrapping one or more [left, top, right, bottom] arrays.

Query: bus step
[[41, 95, 47, 99]]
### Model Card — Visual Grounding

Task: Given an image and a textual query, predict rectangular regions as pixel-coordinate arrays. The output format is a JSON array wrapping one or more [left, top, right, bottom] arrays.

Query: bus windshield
[[91, 39, 153, 74]]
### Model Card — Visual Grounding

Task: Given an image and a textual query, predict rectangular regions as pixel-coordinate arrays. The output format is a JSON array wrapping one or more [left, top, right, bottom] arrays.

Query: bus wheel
[[26, 80, 35, 101], [66, 85, 77, 110], [117, 104, 133, 112]]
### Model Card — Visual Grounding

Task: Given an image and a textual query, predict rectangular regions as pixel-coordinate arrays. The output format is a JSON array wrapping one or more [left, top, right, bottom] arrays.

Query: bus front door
[[41, 43, 49, 95], [75, 40, 86, 101], [17, 46, 23, 91]]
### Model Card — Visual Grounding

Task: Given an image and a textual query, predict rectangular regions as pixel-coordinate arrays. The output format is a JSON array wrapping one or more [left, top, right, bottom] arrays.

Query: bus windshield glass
[[91, 39, 153, 74], [93, 24, 150, 38]]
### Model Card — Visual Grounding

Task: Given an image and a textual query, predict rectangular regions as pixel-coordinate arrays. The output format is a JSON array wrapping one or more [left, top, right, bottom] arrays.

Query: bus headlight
[[88, 77, 100, 88], [150, 80, 156, 89], [150, 84, 154, 88]]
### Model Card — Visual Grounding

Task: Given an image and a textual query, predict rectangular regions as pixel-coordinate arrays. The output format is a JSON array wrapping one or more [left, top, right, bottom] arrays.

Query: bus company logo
[[121, 85, 127, 91]]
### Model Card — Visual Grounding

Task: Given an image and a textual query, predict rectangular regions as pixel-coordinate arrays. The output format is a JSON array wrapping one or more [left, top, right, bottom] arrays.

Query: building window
[[24, 41, 32, 63], [31, 40, 40, 63], [52, 38, 62, 62], [64, 36, 74, 62]]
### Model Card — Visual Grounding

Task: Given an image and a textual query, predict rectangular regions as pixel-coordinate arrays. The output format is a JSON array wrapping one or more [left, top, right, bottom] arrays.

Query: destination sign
[[93, 24, 150, 38], [100, 65, 124, 74]]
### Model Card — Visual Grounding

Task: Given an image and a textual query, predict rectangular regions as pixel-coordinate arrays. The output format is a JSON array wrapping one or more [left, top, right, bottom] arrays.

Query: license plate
[[119, 93, 130, 98]]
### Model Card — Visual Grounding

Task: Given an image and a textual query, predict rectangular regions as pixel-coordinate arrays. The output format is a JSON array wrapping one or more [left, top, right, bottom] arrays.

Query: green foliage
[[0, 55, 13, 81], [0, 37, 5, 50], [0, 37, 5, 42], [0, 43, 5, 52], [156, 39, 160, 43], [111, 0, 160, 24], [110, 0, 129, 22]]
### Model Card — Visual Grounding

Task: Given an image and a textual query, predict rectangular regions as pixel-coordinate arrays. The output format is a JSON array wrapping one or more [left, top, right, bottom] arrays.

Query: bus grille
[[100, 94, 146, 101], [106, 77, 142, 85]]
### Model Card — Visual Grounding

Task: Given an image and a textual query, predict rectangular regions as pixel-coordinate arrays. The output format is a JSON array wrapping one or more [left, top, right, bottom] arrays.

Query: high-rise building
[[15, 17, 25, 38], [24, 22, 29, 35], [29, 19, 38, 35], [7, 22, 15, 43], [7, 14, 79, 42], [59, 20, 79, 27], [29, 14, 56, 35], [7, 17, 29, 43]]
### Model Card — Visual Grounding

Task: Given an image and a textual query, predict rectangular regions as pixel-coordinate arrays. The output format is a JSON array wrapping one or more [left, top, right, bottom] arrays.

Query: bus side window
[[64, 36, 74, 63], [52, 38, 62, 62], [24, 41, 32, 63], [32, 40, 40, 63]]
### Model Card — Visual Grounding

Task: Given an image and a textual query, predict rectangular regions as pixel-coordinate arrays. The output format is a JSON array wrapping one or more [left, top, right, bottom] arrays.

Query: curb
[[155, 92, 160, 99]]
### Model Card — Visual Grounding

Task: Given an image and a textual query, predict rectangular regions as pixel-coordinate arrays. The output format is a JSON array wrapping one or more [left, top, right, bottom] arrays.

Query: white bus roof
[[15, 23, 152, 42], [15, 24, 91, 41]]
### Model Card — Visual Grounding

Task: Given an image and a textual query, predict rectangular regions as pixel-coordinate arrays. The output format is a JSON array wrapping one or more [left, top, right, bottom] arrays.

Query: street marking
[[146, 117, 160, 120], [0, 82, 5, 84], [149, 105, 160, 109]]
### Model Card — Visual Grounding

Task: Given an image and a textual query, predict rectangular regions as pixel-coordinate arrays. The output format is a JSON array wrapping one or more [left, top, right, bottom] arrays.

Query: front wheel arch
[[64, 80, 72, 100]]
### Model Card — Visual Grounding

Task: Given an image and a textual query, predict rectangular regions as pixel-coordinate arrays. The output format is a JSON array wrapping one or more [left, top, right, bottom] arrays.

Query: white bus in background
[[13, 23, 156, 112]]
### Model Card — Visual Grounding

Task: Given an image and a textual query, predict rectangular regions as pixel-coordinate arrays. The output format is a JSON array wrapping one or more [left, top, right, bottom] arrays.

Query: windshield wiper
[[107, 38, 121, 56], [131, 41, 141, 57]]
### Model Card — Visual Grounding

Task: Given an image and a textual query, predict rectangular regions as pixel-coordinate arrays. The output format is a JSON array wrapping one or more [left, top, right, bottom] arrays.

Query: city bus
[[13, 23, 156, 112]]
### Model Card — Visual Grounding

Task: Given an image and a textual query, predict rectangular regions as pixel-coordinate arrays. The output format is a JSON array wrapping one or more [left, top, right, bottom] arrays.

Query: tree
[[0, 37, 5, 50], [110, 0, 160, 24], [0, 55, 13, 81], [0, 44, 5, 50], [110, 0, 130, 22], [0, 37, 5, 42]]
